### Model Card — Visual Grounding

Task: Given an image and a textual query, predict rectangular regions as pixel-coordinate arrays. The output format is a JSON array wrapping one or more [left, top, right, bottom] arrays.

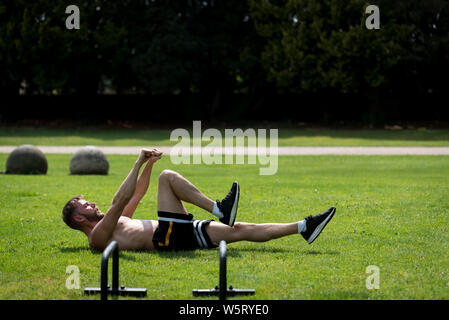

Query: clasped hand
[[138, 148, 163, 164]]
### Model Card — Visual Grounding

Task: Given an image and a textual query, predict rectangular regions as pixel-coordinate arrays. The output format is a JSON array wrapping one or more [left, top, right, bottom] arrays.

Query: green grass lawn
[[0, 154, 448, 300], [1, 127, 449, 146]]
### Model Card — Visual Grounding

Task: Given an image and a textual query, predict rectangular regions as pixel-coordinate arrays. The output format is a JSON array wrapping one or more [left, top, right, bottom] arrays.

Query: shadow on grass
[[151, 250, 201, 259], [149, 247, 294, 259], [59, 246, 138, 262], [59, 246, 93, 253], [59, 245, 339, 259], [227, 247, 293, 254], [59, 245, 204, 260], [301, 249, 340, 255]]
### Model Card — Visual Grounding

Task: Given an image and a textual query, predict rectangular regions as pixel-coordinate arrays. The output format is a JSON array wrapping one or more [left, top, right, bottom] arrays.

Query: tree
[[249, 0, 415, 96], [128, 0, 264, 117], [0, 0, 129, 95]]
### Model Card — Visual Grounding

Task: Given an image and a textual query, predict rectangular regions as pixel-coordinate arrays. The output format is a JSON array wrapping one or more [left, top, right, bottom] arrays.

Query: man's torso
[[102, 217, 158, 251], [89, 214, 217, 251]]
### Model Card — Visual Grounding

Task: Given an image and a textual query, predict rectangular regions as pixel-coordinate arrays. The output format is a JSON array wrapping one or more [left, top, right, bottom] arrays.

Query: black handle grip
[[100, 241, 119, 301]]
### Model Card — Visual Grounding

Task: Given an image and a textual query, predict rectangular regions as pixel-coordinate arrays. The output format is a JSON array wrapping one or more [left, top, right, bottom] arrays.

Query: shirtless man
[[62, 148, 336, 251]]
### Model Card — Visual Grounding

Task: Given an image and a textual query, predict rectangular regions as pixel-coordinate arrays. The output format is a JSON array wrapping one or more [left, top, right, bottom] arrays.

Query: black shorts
[[152, 211, 218, 251]]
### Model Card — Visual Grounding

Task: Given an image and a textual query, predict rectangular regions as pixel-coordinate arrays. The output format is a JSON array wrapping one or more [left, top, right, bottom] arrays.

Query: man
[[62, 148, 336, 251]]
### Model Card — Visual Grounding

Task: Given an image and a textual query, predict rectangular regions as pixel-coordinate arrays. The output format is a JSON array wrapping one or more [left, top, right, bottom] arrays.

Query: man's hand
[[148, 148, 163, 164], [137, 148, 163, 165]]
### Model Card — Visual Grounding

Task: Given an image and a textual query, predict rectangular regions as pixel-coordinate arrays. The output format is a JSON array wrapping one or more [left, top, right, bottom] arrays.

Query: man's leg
[[205, 206, 336, 246], [157, 169, 215, 214], [157, 169, 240, 226], [205, 221, 299, 245]]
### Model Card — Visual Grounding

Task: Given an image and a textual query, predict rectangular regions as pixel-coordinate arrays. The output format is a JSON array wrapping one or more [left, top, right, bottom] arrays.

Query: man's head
[[62, 195, 104, 231]]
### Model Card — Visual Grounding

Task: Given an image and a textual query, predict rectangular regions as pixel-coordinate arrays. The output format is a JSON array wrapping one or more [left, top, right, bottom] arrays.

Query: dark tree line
[[1, 0, 449, 122]]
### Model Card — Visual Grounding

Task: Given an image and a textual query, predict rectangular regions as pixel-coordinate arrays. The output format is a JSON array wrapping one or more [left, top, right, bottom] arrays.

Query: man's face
[[75, 199, 104, 222]]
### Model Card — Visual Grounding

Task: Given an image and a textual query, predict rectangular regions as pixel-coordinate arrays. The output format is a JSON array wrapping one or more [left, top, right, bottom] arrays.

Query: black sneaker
[[301, 207, 336, 244], [217, 182, 239, 227]]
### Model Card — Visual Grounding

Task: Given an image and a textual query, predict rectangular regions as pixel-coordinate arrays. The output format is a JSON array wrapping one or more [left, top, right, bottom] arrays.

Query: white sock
[[297, 220, 307, 233], [212, 202, 224, 219]]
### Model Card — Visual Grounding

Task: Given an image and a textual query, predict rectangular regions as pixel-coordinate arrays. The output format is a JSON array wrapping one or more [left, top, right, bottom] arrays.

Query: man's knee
[[159, 169, 178, 184], [232, 222, 269, 242], [232, 222, 255, 237], [233, 222, 244, 230], [220, 223, 246, 243]]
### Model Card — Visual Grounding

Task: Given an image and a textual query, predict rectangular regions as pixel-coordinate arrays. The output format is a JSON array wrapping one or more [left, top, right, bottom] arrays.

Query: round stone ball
[[6, 145, 48, 174], [70, 146, 109, 175]]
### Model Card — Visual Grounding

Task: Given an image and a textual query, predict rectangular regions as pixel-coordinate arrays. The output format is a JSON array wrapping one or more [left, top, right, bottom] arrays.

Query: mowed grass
[[0, 154, 448, 300], [1, 127, 449, 146]]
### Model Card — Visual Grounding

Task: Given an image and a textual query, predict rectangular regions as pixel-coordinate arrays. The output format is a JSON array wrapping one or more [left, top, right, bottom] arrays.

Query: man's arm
[[120, 161, 153, 218], [89, 150, 151, 250], [121, 149, 162, 218]]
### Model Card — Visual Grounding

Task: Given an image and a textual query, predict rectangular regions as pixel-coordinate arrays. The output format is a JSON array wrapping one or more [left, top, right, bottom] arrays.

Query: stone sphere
[[6, 145, 48, 174], [70, 146, 109, 175]]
